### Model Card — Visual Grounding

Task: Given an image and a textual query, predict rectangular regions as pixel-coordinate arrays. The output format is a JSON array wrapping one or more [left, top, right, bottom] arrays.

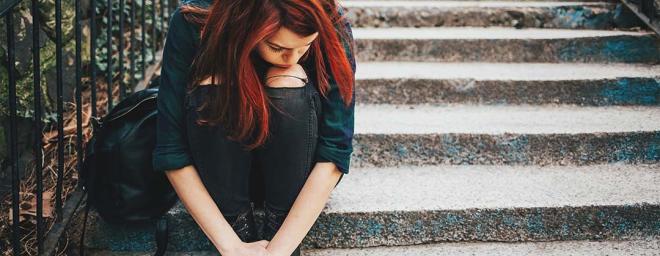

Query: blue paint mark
[[602, 38, 660, 63], [526, 210, 545, 235], [366, 219, 383, 237], [414, 219, 424, 233], [558, 36, 659, 63], [561, 223, 570, 237], [610, 135, 636, 163], [599, 78, 660, 105], [496, 135, 530, 164], [446, 213, 464, 226], [645, 133, 660, 161], [440, 134, 463, 162], [396, 144, 408, 158]]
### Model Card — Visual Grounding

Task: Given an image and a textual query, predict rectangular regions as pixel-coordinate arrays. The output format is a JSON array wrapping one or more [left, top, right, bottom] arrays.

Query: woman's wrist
[[214, 234, 244, 255]]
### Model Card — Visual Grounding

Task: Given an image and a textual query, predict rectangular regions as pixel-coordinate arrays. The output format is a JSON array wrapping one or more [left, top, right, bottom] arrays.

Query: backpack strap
[[154, 216, 169, 256]]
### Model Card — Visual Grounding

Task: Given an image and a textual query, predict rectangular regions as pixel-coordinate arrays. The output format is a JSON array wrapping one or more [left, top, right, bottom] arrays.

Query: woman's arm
[[265, 5, 356, 255], [265, 162, 343, 256], [164, 165, 243, 254]]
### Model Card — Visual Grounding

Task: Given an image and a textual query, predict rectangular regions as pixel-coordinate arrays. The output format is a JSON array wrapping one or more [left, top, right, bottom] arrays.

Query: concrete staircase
[[86, 0, 660, 255]]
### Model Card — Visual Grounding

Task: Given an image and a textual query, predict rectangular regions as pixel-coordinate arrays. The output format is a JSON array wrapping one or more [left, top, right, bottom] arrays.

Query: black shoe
[[225, 206, 259, 243], [262, 205, 302, 256]]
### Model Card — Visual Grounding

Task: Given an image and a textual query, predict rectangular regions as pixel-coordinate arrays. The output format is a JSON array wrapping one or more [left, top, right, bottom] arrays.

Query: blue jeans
[[184, 80, 320, 252]]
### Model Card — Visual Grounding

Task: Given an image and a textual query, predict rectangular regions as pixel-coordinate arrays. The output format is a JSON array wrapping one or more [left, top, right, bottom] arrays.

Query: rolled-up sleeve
[[314, 5, 357, 175], [152, 7, 198, 172]]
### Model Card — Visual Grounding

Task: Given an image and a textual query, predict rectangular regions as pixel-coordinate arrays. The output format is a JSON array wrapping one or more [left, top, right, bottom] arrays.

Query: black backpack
[[79, 86, 177, 255]]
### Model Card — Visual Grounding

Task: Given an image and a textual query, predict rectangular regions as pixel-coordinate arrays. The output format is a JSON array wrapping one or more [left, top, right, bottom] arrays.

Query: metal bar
[[91, 0, 97, 118], [31, 0, 44, 253], [119, 0, 125, 99], [130, 0, 136, 90], [160, 0, 164, 39], [107, 0, 113, 111], [75, 0, 83, 192], [0, 0, 20, 17], [141, 0, 146, 78], [620, 0, 660, 36], [135, 48, 164, 91], [42, 189, 86, 256], [6, 8, 21, 256], [55, 0, 65, 221], [151, 0, 156, 64]]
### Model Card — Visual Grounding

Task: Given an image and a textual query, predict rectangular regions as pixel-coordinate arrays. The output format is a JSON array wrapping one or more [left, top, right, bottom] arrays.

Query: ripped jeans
[[184, 79, 321, 254]]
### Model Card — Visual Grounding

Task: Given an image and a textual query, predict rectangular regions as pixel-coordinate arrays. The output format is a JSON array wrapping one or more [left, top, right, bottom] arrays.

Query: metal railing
[[2, 0, 177, 254], [621, 0, 660, 36]]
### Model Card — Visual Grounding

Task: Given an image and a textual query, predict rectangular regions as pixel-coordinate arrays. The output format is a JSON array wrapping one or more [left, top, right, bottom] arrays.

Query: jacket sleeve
[[314, 5, 357, 175], [152, 7, 198, 172]]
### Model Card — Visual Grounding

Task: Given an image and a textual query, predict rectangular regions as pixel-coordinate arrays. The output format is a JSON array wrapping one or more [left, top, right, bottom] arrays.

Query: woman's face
[[256, 26, 318, 68]]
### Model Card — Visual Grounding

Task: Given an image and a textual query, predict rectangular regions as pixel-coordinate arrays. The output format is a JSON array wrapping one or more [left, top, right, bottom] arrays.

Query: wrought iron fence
[[621, 0, 660, 35], [2, 0, 177, 254]]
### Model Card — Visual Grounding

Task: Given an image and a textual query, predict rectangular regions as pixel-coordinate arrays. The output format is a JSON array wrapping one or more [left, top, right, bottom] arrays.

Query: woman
[[152, 0, 356, 255]]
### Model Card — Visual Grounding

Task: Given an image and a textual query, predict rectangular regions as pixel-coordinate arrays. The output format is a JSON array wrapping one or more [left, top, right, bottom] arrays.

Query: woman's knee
[[264, 64, 308, 88]]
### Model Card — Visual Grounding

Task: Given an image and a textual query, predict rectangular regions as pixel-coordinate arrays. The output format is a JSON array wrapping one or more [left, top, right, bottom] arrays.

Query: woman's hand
[[222, 240, 272, 256]]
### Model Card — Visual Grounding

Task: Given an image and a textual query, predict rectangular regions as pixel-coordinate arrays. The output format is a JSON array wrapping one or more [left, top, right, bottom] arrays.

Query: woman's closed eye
[[268, 46, 284, 53]]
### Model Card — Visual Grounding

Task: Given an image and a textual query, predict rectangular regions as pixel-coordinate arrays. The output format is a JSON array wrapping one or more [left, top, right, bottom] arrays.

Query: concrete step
[[352, 27, 660, 63], [88, 238, 660, 255], [85, 163, 660, 251], [354, 61, 660, 105], [351, 104, 660, 167], [303, 238, 660, 256], [343, 1, 643, 30], [346, 0, 610, 2]]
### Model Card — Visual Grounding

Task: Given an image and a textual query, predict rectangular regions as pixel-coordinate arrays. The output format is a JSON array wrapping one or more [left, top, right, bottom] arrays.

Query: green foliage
[[0, 0, 166, 121]]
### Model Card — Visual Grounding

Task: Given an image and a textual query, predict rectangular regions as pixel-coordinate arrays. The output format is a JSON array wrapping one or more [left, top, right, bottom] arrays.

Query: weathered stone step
[[355, 61, 660, 105], [348, 0, 609, 1], [89, 237, 660, 255], [85, 164, 660, 251], [351, 104, 660, 167], [303, 237, 660, 256], [352, 27, 660, 63], [343, 1, 642, 30]]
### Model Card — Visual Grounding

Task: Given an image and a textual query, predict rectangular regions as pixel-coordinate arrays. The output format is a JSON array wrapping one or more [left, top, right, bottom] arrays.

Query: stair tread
[[355, 62, 660, 80], [325, 164, 660, 213], [353, 27, 654, 39], [303, 237, 660, 256], [344, 0, 614, 8], [355, 104, 660, 134]]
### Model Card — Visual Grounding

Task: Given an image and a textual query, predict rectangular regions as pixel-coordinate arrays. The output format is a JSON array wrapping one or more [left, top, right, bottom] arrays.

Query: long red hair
[[179, 0, 355, 150]]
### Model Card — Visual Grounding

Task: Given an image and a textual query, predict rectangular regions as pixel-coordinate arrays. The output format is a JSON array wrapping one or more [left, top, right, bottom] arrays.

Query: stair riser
[[85, 203, 660, 251], [346, 3, 642, 30], [304, 204, 660, 249], [355, 36, 660, 63], [352, 132, 660, 168], [356, 78, 660, 105]]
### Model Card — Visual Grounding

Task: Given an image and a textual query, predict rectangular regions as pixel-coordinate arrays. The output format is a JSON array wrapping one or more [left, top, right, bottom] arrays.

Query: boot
[[224, 205, 259, 243], [262, 205, 302, 256]]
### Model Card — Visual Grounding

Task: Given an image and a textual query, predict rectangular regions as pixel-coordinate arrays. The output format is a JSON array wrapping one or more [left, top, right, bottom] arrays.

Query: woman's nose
[[284, 52, 302, 64]]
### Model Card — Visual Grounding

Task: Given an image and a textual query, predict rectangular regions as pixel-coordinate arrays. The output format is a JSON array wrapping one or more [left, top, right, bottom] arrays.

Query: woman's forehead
[[267, 27, 318, 49]]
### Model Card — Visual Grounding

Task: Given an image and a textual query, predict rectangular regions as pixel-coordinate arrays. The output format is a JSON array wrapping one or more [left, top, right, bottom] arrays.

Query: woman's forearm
[[265, 162, 343, 256], [164, 165, 243, 254]]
